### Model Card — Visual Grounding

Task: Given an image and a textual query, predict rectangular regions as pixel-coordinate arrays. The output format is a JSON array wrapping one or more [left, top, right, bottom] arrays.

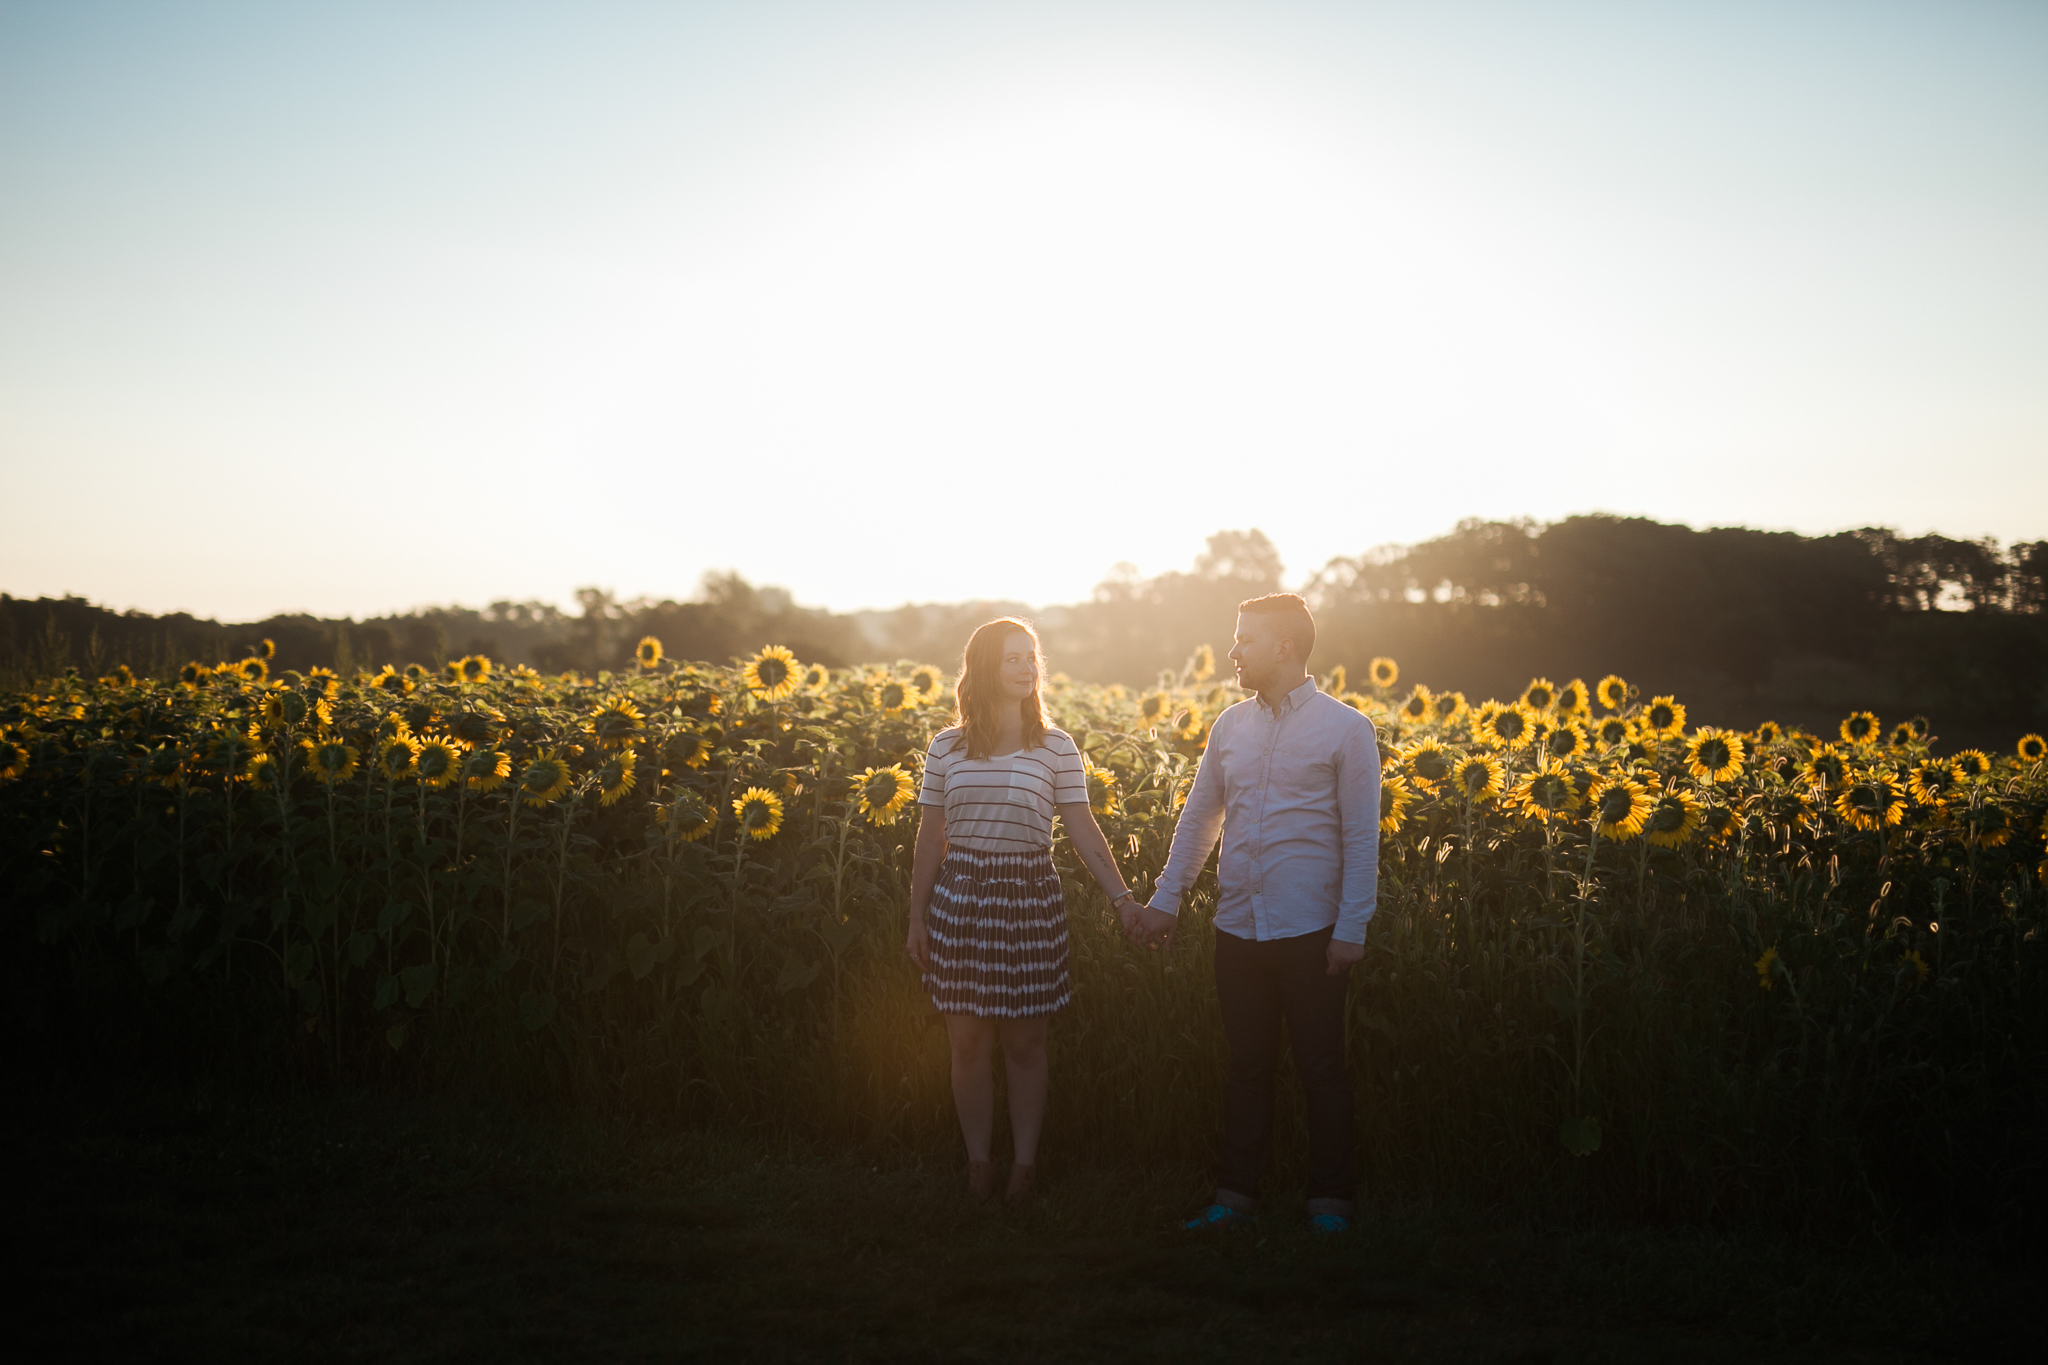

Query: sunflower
[[403, 663, 432, 684], [734, 786, 785, 841], [104, 664, 137, 688], [1379, 772, 1417, 834], [799, 662, 831, 694], [1083, 758, 1120, 816], [1596, 675, 1629, 711], [2017, 734, 2046, 764], [596, 749, 638, 807], [1907, 760, 1960, 806], [1449, 753, 1505, 803], [374, 735, 417, 782], [658, 789, 717, 841], [1801, 745, 1849, 792], [1962, 803, 2013, 848], [507, 664, 542, 689], [242, 751, 281, 792], [369, 665, 410, 695], [743, 646, 800, 701], [178, 662, 212, 688], [663, 728, 711, 771], [1838, 711, 1880, 747], [1, 741, 32, 782], [1172, 706, 1208, 745], [1886, 722, 1917, 749], [907, 665, 946, 705], [1403, 736, 1454, 788], [447, 655, 492, 684], [871, 678, 915, 714], [305, 667, 339, 698], [302, 736, 358, 785], [635, 636, 664, 669], [1431, 691, 1469, 727], [586, 698, 645, 750], [1700, 804, 1739, 843], [1590, 776, 1652, 839], [1521, 678, 1556, 712], [1398, 685, 1434, 725], [1951, 749, 1993, 780], [1753, 720, 1783, 746], [463, 748, 511, 793], [1641, 789, 1704, 848], [1641, 696, 1686, 739], [448, 707, 507, 747], [1473, 701, 1533, 749], [1542, 720, 1590, 762], [1907, 716, 1930, 740], [236, 657, 268, 684], [1138, 691, 1173, 727], [1554, 679, 1590, 718], [1513, 763, 1582, 823], [1755, 945, 1779, 990], [413, 737, 465, 789], [1684, 728, 1746, 784], [138, 744, 184, 786], [261, 690, 314, 728], [854, 765, 917, 825], [518, 751, 575, 808], [1834, 771, 1906, 831], [1368, 657, 1399, 690], [1589, 715, 1630, 750], [1190, 644, 1216, 682]]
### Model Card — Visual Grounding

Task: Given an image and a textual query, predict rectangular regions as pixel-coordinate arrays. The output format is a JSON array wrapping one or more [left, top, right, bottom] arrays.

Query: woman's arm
[[1056, 802, 1141, 933], [904, 808, 947, 969]]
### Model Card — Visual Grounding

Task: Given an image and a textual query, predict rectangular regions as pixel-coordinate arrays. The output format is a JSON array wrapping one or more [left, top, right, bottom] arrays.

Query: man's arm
[[1327, 716, 1382, 974], [1136, 742, 1228, 947]]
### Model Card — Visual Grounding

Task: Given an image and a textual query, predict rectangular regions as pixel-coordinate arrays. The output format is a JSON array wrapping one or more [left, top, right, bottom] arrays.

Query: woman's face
[[998, 631, 1038, 702]]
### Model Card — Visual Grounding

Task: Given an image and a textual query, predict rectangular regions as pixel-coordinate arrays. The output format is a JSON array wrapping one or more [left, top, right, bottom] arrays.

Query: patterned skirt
[[923, 847, 1071, 1019]]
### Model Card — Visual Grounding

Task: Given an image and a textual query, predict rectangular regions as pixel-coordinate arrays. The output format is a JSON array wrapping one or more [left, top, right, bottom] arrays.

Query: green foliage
[[2, 647, 2045, 1239]]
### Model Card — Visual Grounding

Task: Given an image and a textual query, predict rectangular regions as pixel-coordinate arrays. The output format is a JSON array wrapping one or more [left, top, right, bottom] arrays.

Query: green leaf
[[346, 930, 376, 969], [376, 900, 413, 935], [284, 941, 316, 985], [674, 958, 705, 987], [519, 989, 557, 1033], [691, 926, 725, 962], [819, 918, 857, 956], [401, 961, 436, 1009], [777, 958, 820, 994], [627, 932, 657, 981], [386, 1020, 410, 1051], [374, 972, 400, 1012], [1559, 1115, 1602, 1157], [512, 898, 549, 931]]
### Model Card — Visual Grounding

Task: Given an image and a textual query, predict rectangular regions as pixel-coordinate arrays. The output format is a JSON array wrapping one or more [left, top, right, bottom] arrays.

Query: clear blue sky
[[3, 0, 2043, 620]]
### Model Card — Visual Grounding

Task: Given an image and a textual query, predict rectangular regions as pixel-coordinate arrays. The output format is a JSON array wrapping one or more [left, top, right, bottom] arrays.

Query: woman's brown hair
[[953, 617, 1051, 760]]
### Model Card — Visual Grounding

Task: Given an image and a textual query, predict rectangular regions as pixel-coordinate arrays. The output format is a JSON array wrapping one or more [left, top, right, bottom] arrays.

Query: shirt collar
[[1259, 676, 1319, 716]]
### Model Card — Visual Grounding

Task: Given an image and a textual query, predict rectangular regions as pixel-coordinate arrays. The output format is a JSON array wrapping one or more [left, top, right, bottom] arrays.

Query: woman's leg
[[997, 1016, 1050, 1166], [944, 1014, 998, 1160]]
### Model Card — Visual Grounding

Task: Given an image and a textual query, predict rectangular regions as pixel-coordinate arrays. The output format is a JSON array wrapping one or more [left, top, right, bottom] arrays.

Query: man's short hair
[[1238, 592, 1315, 663]]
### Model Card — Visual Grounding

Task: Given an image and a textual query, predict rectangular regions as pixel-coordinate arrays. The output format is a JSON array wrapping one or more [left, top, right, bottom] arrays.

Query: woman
[[905, 617, 1141, 1203]]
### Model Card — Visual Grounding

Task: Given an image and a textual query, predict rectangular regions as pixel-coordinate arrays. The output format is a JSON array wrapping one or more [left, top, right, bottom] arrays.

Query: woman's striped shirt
[[917, 726, 1088, 852]]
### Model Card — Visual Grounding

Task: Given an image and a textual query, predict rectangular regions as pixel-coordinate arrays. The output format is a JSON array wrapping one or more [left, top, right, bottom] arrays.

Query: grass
[[15, 1081, 2036, 1364]]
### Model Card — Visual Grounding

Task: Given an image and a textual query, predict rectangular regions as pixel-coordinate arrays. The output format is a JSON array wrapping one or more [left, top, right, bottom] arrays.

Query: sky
[[2, 0, 2044, 622]]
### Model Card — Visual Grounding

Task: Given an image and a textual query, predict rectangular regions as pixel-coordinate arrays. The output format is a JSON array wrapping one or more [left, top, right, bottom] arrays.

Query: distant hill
[[6, 515, 2044, 748]]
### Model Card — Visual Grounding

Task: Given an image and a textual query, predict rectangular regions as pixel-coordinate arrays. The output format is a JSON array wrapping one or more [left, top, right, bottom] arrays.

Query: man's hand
[[1325, 936, 1364, 976], [1133, 904, 1178, 951]]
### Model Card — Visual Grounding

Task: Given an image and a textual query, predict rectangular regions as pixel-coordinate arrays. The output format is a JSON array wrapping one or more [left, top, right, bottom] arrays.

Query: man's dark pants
[[1212, 924, 1356, 1216]]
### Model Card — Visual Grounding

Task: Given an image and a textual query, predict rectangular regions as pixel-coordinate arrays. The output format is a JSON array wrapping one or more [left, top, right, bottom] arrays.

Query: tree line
[[6, 516, 2044, 744]]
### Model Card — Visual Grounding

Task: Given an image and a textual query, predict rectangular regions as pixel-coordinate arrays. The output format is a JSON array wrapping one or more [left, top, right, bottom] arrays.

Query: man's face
[[1228, 612, 1291, 693]]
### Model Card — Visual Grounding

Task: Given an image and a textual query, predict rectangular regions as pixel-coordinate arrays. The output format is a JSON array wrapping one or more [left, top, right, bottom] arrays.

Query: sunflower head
[[262, 689, 311, 728], [635, 636, 665, 669], [370, 665, 411, 695], [907, 665, 945, 704], [733, 786, 786, 841], [1907, 760, 1960, 806], [659, 789, 717, 841], [518, 751, 575, 808], [1753, 720, 1783, 746], [1700, 804, 1739, 843], [463, 748, 511, 793], [1190, 644, 1215, 683], [1398, 685, 1434, 724], [1, 740, 33, 782], [1590, 776, 1652, 839], [1521, 677, 1555, 712], [1138, 691, 1172, 726], [403, 663, 431, 684], [596, 749, 638, 807], [1952, 749, 1993, 780], [663, 727, 711, 771], [871, 678, 913, 714], [1368, 657, 1399, 690], [1431, 691, 1469, 727], [303, 737, 358, 785], [1450, 753, 1505, 802], [1684, 728, 1746, 784], [1642, 696, 1686, 739], [371, 733, 415, 781], [139, 744, 184, 786], [236, 657, 269, 684], [854, 765, 917, 825], [1554, 679, 1589, 717], [448, 655, 492, 684], [799, 663, 831, 694], [1515, 763, 1582, 823], [242, 751, 281, 792], [742, 646, 800, 701], [1834, 771, 1906, 832], [1544, 721, 1589, 762], [586, 698, 645, 749], [1475, 701, 1532, 749], [413, 737, 465, 788], [2016, 734, 2046, 765], [448, 707, 506, 747], [1886, 722, 1917, 749], [1379, 772, 1417, 834], [1839, 711, 1880, 747], [1083, 758, 1120, 817], [1802, 745, 1849, 791], [178, 661, 213, 688], [1403, 736, 1454, 787], [1642, 789, 1704, 848], [1596, 675, 1629, 711]]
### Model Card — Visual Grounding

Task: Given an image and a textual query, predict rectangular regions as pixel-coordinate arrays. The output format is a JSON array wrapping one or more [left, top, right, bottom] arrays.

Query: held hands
[[1127, 902, 1178, 951]]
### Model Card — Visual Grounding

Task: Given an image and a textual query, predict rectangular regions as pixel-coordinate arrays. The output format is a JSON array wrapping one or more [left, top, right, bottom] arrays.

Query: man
[[1132, 592, 1381, 1234]]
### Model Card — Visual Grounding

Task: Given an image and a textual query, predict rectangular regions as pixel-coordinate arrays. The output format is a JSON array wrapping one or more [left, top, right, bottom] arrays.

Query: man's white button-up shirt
[[1151, 677, 1382, 944]]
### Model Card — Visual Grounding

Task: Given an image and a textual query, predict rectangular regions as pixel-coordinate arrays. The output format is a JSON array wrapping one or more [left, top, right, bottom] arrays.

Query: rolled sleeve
[[1151, 746, 1227, 916]]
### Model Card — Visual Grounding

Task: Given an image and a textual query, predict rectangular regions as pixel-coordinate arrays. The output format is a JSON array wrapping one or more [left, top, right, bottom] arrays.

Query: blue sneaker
[[1307, 1212, 1353, 1235], [1182, 1203, 1256, 1231]]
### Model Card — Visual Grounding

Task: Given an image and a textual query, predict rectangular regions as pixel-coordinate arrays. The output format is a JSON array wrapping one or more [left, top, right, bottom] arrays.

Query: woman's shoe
[[1005, 1163, 1036, 1204], [968, 1160, 997, 1201]]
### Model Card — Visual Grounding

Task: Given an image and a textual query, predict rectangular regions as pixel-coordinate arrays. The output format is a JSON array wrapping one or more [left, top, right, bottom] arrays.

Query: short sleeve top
[[917, 726, 1088, 853]]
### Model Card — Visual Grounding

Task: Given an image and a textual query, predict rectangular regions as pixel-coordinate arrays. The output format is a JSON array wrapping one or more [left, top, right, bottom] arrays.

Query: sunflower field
[[4, 640, 2046, 1236]]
